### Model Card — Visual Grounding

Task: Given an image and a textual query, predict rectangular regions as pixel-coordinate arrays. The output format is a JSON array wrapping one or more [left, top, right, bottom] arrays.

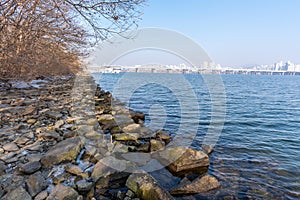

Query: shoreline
[[0, 74, 218, 200]]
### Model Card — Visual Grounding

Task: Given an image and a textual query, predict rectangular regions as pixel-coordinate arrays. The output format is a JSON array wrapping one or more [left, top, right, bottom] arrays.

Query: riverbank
[[0, 73, 219, 200]]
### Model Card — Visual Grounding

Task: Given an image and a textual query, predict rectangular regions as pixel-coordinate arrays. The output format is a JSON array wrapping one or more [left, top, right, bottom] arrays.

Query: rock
[[37, 130, 60, 140], [26, 171, 48, 197], [130, 112, 145, 124], [97, 114, 114, 122], [3, 142, 19, 152], [157, 146, 209, 176], [65, 164, 83, 175], [126, 170, 174, 200], [1, 186, 32, 200], [22, 106, 36, 116], [47, 184, 79, 200], [126, 190, 135, 198], [156, 130, 171, 143], [136, 142, 150, 152], [34, 190, 48, 200], [122, 124, 141, 133], [45, 111, 62, 119], [41, 137, 84, 167], [19, 161, 41, 174], [54, 120, 64, 129], [150, 139, 165, 152], [91, 156, 135, 182], [113, 133, 138, 141], [170, 175, 220, 195], [27, 119, 37, 124], [76, 179, 94, 192], [0, 161, 6, 175], [121, 152, 151, 166]]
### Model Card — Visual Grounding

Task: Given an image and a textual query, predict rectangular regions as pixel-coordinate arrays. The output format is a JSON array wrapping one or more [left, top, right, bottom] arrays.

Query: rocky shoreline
[[0, 73, 220, 200]]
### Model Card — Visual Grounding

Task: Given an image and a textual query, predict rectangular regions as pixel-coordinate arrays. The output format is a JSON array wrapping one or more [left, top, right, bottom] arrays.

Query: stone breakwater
[[0, 73, 220, 200]]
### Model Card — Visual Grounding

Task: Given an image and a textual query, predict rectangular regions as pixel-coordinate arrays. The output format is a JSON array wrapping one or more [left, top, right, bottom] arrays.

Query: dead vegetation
[[0, 0, 145, 80]]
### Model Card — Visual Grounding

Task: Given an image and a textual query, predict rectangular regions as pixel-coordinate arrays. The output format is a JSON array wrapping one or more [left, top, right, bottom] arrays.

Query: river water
[[93, 73, 300, 199]]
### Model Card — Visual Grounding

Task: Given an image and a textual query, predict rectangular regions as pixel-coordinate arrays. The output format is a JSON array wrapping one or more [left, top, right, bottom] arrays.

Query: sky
[[136, 0, 300, 67]]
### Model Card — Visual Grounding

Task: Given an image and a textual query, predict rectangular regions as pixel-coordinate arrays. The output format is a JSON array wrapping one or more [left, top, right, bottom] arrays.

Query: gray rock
[[126, 190, 135, 198], [170, 175, 220, 195], [0, 161, 6, 175], [19, 161, 41, 174], [91, 156, 135, 182], [3, 142, 19, 152], [1, 186, 32, 200], [41, 137, 85, 167], [126, 170, 174, 200], [47, 184, 79, 200], [26, 172, 47, 197], [37, 130, 60, 140], [122, 124, 141, 133], [45, 111, 62, 119], [34, 190, 48, 200], [76, 179, 93, 192]]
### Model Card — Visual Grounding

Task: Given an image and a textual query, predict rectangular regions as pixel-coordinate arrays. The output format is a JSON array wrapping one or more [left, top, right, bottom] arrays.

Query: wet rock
[[1, 186, 32, 200], [19, 161, 41, 174], [3, 142, 19, 152], [130, 112, 145, 124], [113, 133, 138, 141], [76, 179, 94, 192], [47, 184, 79, 200], [136, 142, 150, 152], [202, 144, 214, 155], [170, 175, 220, 195], [126, 170, 175, 200], [91, 156, 136, 182], [156, 130, 171, 143], [150, 139, 165, 152], [157, 146, 209, 176], [41, 137, 85, 167], [122, 124, 141, 133], [26, 171, 47, 197]]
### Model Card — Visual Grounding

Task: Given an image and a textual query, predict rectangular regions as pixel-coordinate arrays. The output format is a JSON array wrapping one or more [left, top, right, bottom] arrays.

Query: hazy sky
[[138, 0, 300, 67]]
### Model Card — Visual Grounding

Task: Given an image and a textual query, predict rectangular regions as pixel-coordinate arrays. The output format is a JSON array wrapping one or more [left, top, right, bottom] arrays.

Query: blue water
[[93, 73, 300, 199]]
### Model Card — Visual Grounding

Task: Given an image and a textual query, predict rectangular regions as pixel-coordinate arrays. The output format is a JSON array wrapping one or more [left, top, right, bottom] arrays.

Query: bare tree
[[0, 0, 146, 79]]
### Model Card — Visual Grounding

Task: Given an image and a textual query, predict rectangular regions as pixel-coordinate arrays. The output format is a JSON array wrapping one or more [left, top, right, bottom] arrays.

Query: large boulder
[[41, 137, 85, 167], [157, 146, 209, 176], [170, 175, 220, 195], [126, 170, 175, 200]]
